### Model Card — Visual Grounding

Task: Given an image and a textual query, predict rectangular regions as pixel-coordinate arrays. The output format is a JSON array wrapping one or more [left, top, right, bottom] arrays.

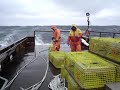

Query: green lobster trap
[[49, 51, 65, 68], [73, 53, 116, 89], [74, 62, 115, 89], [61, 65, 69, 81], [116, 64, 120, 82], [104, 59, 120, 82], [68, 75, 80, 90], [65, 52, 116, 89], [65, 52, 79, 74], [65, 52, 103, 74], [89, 37, 120, 63]]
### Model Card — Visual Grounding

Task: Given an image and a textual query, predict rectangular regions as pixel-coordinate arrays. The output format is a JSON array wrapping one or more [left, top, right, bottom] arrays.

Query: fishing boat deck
[[0, 44, 70, 90]]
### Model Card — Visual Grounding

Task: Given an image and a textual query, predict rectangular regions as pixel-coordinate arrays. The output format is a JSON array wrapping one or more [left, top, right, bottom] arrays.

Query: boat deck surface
[[0, 44, 70, 90]]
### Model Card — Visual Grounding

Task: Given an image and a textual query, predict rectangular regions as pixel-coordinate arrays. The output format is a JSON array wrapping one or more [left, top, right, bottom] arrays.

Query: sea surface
[[0, 26, 120, 48]]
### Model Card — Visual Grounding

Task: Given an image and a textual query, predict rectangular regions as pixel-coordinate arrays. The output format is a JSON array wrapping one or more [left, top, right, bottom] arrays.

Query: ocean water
[[0, 26, 120, 48]]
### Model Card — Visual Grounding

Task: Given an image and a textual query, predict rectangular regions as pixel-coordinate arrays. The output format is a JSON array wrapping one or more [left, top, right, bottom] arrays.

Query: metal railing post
[[113, 33, 115, 38]]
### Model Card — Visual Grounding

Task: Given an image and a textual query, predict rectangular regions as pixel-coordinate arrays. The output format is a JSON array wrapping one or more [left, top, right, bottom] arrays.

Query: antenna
[[86, 12, 90, 29], [84, 12, 91, 40]]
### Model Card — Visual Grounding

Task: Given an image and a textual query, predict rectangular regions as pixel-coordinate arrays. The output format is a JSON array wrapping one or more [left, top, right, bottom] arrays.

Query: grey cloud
[[91, 15, 120, 25], [53, 0, 120, 14], [0, 0, 27, 14], [0, 16, 50, 26], [0, 0, 120, 25]]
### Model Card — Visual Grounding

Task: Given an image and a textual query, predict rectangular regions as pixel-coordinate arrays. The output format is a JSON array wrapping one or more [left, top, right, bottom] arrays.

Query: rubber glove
[[52, 37, 54, 40]]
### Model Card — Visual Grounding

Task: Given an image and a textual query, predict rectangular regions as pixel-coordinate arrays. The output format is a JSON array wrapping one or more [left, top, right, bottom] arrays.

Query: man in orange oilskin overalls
[[51, 25, 61, 51], [67, 24, 82, 52]]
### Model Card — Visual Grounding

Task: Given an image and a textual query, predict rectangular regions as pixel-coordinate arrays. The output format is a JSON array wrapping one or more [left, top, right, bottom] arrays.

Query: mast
[[86, 12, 90, 30]]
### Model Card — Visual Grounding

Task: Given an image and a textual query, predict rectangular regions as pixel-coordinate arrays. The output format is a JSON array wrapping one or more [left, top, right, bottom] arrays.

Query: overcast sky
[[0, 0, 120, 26]]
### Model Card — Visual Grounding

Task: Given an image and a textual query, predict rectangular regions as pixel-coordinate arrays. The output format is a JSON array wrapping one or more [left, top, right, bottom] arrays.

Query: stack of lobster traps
[[62, 52, 116, 90], [49, 37, 120, 90]]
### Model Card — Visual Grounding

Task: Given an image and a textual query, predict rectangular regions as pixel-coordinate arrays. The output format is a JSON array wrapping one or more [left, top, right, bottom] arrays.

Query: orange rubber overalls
[[51, 26, 61, 51], [67, 28, 82, 52]]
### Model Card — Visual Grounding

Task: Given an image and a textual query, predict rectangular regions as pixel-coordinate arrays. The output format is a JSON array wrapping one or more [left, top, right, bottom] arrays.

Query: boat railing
[[34, 30, 70, 33], [0, 37, 28, 65], [35, 30, 120, 38], [90, 31, 120, 38], [0, 37, 27, 55]]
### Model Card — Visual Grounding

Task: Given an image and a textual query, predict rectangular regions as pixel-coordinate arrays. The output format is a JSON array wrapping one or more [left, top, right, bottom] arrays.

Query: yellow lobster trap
[[49, 51, 65, 68], [65, 52, 116, 89], [89, 37, 120, 63], [61, 65, 69, 81], [68, 75, 80, 90]]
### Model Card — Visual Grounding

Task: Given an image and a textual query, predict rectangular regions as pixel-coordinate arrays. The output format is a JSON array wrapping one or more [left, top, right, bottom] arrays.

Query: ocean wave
[[0, 26, 120, 48]]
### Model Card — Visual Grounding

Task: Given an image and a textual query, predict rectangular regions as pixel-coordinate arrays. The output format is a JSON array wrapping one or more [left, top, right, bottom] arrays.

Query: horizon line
[[0, 25, 120, 26]]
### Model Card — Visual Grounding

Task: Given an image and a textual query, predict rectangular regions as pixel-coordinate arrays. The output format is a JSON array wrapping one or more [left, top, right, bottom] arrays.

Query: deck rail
[[0, 37, 31, 63], [0, 37, 27, 54], [34, 30, 120, 38], [90, 31, 120, 38]]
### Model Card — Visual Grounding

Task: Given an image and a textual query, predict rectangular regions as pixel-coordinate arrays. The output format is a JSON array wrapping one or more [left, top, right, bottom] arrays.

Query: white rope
[[0, 76, 8, 90], [1, 44, 67, 90], [2, 48, 48, 90], [20, 51, 49, 90], [4, 57, 37, 89]]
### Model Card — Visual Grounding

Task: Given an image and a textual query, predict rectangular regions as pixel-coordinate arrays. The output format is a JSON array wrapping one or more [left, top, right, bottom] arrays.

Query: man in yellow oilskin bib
[[67, 24, 82, 52]]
